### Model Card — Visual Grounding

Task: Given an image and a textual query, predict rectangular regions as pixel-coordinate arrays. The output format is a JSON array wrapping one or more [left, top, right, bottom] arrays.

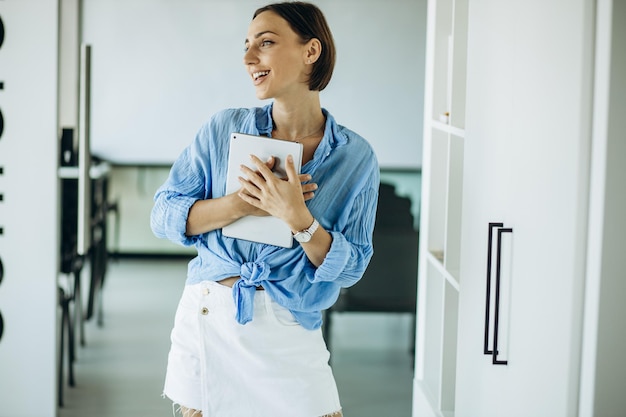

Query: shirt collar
[[254, 102, 348, 149]]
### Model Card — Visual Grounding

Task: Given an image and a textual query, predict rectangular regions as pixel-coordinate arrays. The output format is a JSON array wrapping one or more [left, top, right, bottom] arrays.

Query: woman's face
[[243, 11, 311, 100]]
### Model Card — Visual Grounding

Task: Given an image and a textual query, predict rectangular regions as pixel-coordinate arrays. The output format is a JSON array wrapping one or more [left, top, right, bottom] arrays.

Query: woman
[[151, 2, 379, 416]]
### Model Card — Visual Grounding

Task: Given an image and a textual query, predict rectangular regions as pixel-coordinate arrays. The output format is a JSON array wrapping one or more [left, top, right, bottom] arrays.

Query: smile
[[252, 70, 270, 80]]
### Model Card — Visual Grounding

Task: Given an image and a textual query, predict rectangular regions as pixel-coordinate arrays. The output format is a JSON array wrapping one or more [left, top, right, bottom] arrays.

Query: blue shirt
[[151, 103, 379, 330]]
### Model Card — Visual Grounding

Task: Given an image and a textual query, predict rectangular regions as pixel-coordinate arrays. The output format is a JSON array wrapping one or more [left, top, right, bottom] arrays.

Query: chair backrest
[[375, 182, 415, 229], [333, 182, 419, 313]]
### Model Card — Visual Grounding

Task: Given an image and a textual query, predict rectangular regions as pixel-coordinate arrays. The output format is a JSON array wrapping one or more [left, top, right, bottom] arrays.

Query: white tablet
[[222, 132, 304, 248]]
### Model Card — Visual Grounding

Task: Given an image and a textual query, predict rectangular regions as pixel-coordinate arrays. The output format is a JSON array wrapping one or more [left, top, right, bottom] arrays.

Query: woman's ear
[[304, 38, 322, 64]]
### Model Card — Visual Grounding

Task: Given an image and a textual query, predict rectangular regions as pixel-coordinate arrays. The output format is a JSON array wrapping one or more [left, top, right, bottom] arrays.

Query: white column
[[580, 0, 626, 415], [0, 1, 59, 416]]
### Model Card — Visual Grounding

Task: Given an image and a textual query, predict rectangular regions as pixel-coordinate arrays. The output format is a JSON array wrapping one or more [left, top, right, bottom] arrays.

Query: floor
[[58, 258, 414, 417]]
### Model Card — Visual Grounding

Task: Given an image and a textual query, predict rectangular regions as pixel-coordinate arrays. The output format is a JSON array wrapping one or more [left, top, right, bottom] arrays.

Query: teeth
[[253, 71, 269, 80]]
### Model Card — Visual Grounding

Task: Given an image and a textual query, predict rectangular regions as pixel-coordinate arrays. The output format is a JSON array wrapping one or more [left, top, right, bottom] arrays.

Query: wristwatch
[[293, 219, 319, 243]]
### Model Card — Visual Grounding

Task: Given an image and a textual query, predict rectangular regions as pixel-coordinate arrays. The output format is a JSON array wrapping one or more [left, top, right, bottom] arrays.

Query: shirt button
[[202, 288, 210, 295], [201, 307, 209, 315]]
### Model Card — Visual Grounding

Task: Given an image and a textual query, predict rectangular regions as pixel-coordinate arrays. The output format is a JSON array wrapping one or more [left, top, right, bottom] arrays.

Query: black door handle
[[484, 223, 502, 356], [484, 222, 512, 365]]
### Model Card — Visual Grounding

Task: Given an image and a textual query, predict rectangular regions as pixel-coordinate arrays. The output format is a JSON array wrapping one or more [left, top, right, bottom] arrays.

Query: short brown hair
[[253, 2, 336, 91]]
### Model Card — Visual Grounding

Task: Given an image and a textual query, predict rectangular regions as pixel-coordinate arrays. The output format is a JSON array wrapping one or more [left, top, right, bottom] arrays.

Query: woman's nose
[[243, 47, 258, 65]]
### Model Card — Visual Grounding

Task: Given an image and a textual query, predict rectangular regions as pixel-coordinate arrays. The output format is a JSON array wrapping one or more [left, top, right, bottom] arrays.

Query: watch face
[[294, 231, 311, 243]]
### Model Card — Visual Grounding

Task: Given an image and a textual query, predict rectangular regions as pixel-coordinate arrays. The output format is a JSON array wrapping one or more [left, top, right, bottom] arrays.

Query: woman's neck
[[271, 94, 325, 142]]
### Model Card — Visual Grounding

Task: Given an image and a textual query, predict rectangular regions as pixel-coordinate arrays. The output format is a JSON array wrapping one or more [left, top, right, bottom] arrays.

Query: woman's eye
[[243, 40, 273, 53]]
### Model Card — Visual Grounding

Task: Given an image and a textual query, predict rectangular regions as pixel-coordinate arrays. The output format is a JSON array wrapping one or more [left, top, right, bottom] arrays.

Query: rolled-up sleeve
[[151, 191, 198, 246], [310, 186, 378, 287], [150, 125, 212, 247]]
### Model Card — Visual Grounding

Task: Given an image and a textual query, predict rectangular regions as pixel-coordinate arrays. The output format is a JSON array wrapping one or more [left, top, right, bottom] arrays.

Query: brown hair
[[253, 2, 336, 91]]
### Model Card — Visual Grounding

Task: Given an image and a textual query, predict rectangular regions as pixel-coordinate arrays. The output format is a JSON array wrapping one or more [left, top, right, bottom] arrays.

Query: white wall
[[82, 0, 427, 169], [0, 1, 59, 416]]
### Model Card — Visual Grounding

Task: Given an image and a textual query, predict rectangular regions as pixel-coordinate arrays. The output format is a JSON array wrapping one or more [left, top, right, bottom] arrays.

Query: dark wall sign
[[0, 15, 4, 48], [0, 11, 5, 344], [0, 14, 3, 141]]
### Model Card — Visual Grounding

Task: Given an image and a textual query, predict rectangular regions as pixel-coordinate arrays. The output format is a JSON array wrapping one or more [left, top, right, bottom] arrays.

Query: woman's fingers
[[249, 154, 274, 179], [301, 180, 317, 201], [285, 155, 300, 184], [239, 154, 281, 191], [239, 154, 318, 207]]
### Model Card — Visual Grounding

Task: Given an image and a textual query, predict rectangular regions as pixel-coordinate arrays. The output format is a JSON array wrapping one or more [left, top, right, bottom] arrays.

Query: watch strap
[[293, 218, 319, 242], [306, 218, 319, 236]]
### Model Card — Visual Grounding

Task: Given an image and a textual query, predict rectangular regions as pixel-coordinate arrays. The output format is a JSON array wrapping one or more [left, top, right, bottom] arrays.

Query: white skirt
[[163, 280, 342, 417]]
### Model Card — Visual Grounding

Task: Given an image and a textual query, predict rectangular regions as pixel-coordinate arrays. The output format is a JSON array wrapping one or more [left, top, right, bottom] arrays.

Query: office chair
[[58, 177, 81, 406], [323, 182, 419, 354]]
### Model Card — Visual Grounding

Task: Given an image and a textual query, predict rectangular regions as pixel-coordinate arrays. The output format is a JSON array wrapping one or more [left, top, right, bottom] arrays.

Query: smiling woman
[[242, 10, 323, 103], [151, 2, 380, 416], [247, 2, 336, 94]]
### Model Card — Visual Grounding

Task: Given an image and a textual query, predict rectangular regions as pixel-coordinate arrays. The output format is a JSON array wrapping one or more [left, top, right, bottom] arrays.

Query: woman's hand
[[237, 154, 317, 225], [239, 154, 330, 266], [236, 156, 276, 218], [185, 157, 283, 235]]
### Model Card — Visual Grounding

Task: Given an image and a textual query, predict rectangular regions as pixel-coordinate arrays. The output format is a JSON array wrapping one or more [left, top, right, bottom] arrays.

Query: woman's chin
[[255, 92, 271, 101]]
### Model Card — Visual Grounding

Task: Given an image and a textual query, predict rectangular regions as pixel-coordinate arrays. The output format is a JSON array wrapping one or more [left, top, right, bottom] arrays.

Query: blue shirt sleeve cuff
[[311, 231, 368, 287], [151, 194, 198, 247]]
